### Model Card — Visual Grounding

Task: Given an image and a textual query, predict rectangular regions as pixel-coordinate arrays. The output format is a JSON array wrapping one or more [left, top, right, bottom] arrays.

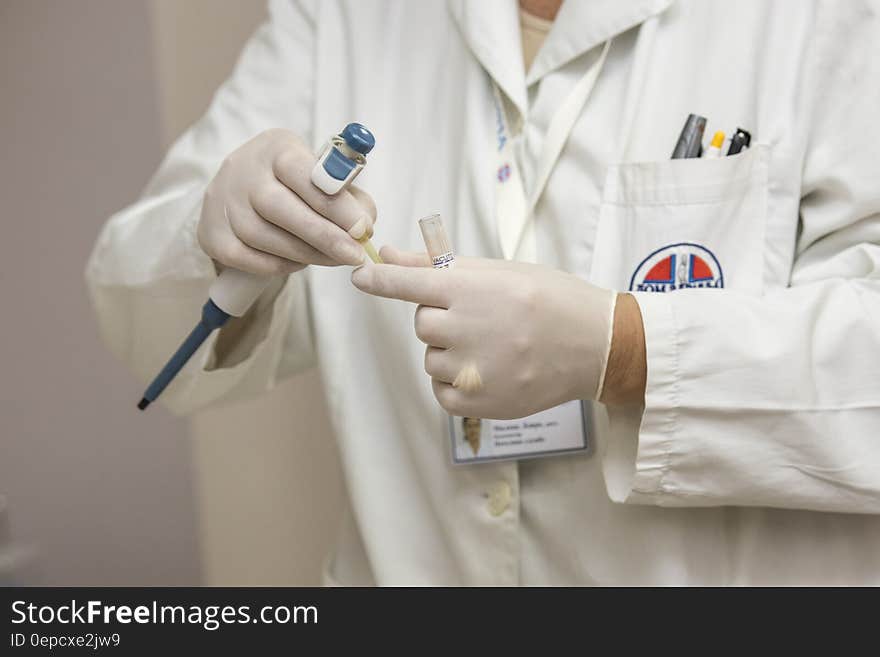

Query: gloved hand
[[198, 129, 376, 275], [351, 247, 620, 420]]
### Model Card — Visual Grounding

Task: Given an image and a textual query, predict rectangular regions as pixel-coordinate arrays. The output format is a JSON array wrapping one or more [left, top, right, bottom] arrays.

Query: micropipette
[[138, 123, 380, 410]]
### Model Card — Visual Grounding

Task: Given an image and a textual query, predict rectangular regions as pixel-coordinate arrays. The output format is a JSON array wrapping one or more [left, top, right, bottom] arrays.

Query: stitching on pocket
[[603, 145, 769, 207], [603, 190, 755, 208]]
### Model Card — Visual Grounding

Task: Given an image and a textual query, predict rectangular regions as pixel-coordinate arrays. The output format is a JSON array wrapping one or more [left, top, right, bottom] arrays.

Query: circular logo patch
[[629, 242, 724, 292]]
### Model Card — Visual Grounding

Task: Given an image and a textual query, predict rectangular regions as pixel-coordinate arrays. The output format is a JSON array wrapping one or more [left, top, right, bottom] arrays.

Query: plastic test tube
[[418, 214, 454, 269], [418, 214, 482, 395]]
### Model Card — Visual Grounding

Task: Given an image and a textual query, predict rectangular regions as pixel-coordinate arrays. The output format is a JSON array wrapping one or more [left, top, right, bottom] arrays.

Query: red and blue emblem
[[629, 242, 723, 292]]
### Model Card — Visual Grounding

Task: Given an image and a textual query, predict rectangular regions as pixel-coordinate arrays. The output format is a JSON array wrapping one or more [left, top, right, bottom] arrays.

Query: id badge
[[449, 400, 592, 464]]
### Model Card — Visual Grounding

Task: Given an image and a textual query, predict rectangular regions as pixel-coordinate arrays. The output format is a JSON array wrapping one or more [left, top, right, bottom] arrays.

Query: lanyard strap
[[493, 39, 612, 261]]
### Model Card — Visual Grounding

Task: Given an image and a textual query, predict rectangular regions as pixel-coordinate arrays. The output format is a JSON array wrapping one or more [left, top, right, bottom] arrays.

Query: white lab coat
[[86, 0, 880, 585]]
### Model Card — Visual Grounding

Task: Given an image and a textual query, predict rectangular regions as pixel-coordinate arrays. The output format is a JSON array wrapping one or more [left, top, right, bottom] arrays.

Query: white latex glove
[[351, 247, 618, 420], [198, 128, 376, 275]]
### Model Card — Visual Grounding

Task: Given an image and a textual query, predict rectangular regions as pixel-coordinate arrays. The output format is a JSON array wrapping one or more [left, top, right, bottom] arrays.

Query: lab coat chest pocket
[[589, 145, 769, 294]]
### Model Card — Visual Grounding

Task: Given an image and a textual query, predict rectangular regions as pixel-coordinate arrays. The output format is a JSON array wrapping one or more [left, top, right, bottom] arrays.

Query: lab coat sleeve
[[605, 1, 880, 513], [85, 0, 318, 415]]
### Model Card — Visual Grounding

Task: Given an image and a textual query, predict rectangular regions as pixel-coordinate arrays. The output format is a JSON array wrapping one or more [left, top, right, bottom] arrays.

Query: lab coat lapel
[[525, 0, 673, 85], [447, 0, 527, 116]]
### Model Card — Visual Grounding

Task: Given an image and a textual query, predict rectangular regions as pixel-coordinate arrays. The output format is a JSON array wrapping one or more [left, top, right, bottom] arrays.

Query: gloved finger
[[228, 204, 338, 266], [431, 378, 479, 418], [199, 203, 303, 275], [272, 147, 376, 239], [379, 245, 432, 268], [451, 256, 503, 269], [379, 244, 501, 270], [414, 305, 455, 347], [206, 230, 304, 277], [424, 346, 458, 383], [351, 264, 450, 307], [250, 180, 365, 266], [348, 185, 378, 238]]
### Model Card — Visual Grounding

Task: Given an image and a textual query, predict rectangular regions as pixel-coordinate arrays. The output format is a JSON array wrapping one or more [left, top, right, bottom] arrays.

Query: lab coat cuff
[[625, 292, 680, 501], [182, 198, 224, 280], [166, 277, 294, 414]]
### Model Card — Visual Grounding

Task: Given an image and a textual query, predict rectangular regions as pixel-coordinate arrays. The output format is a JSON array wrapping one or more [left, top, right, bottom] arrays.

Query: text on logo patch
[[629, 242, 724, 292]]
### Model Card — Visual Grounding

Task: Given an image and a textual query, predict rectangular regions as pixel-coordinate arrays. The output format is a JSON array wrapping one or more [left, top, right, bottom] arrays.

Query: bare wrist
[[600, 293, 647, 406]]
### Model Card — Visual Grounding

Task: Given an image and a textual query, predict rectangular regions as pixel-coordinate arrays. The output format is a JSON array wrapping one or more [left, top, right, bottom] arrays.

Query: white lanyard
[[493, 40, 612, 262]]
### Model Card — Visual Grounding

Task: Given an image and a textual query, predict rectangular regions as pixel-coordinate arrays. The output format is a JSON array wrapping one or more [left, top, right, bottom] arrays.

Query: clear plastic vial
[[418, 214, 455, 269]]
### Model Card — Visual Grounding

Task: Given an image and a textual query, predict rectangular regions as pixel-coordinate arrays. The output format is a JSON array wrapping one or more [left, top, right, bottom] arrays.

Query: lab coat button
[[487, 481, 512, 516]]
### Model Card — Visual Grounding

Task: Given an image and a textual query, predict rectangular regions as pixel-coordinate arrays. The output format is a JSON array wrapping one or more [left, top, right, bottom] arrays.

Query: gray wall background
[[0, 0, 197, 585], [1, 0, 344, 586]]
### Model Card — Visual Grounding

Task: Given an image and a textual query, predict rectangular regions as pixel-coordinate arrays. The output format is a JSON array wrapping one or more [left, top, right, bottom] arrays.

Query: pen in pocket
[[671, 113, 707, 159], [726, 127, 752, 155], [671, 114, 752, 159], [703, 131, 725, 158]]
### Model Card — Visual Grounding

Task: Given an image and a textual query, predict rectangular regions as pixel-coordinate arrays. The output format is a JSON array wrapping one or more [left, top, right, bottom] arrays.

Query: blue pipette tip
[[136, 299, 230, 412]]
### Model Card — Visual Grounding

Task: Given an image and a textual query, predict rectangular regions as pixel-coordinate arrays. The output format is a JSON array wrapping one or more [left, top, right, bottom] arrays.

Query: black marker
[[671, 114, 707, 159], [727, 128, 751, 155]]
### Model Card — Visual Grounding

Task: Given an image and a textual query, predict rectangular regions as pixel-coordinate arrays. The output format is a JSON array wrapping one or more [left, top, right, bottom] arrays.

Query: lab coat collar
[[447, 0, 528, 115], [526, 0, 673, 84], [448, 0, 674, 111]]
